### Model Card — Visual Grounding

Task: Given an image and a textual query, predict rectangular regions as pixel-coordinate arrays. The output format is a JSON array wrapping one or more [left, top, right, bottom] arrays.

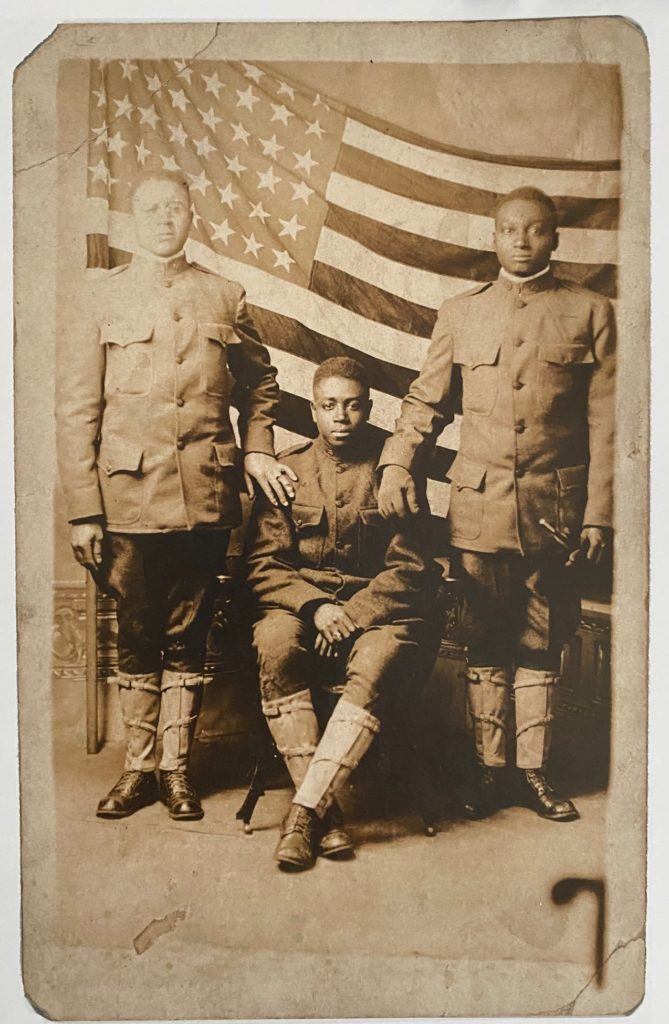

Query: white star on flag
[[135, 140, 151, 165], [174, 59, 194, 84], [217, 182, 239, 208], [91, 122, 109, 147], [249, 200, 271, 224], [161, 154, 180, 172], [88, 158, 110, 183], [294, 149, 318, 176], [200, 107, 222, 131], [113, 94, 134, 120], [278, 214, 306, 241], [257, 166, 282, 193], [202, 71, 224, 98], [169, 89, 189, 113], [273, 249, 295, 272], [188, 170, 211, 195], [291, 181, 314, 204], [190, 204, 202, 229], [138, 105, 159, 130], [211, 218, 235, 245], [231, 122, 251, 145], [305, 119, 326, 140], [93, 88, 106, 108], [194, 135, 216, 159], [243, 233, 264, 258], [270, 103, 293, 126], [106, 131, 128, 157], [277, 81, 296, 101], [119, 59, 138, 81], [312, 93, 329, 108], [168, 123, 188, 147], [242, 63, 263, 83], [225, 154, 247, 177], [259, 134, 283, 159], [236, 86, 260, 112], [145, 73, 162, 94]]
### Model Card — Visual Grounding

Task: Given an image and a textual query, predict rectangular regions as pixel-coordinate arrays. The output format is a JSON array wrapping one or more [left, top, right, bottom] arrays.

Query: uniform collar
[[315, 425, 375, 464], [498, 264, 555, 295], [131, 249, 189, 281]]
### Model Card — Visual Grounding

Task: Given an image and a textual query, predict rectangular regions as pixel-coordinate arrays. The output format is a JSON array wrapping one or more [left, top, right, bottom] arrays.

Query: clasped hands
[[313, 603, 359, 658]]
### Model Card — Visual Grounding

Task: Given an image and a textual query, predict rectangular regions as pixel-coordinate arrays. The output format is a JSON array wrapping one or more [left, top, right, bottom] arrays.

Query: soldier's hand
[[70, 522, 105, 572], [378, 464, 419, 519], [313, 603, 358, 645], [314, 633, 338, 658], [566, 526, 610, 568], [244, 453, 298, 507]]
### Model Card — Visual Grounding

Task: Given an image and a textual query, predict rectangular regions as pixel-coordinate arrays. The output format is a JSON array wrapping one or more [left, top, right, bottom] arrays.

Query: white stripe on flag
[[326, 173, 618, 266], [102, 208, 431, 373], [343, 118, 621, 201], [315, 227, 474, 309], [267, 344, 462, 454]]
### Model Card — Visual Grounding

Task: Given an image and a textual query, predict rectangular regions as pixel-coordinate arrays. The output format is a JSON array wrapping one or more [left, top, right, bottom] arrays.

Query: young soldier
[[246, 357, 440, 870], [378, 187, 615, 822], [57, 171, 296, 821]]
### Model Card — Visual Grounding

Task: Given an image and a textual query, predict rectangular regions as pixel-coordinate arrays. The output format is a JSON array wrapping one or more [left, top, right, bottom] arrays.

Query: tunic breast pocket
[[538, 341, 594, 414], [100, 320, 154, 397], [455, 340, 501, 417], [290, 503, 326, 568], [358, 506, 392, 575], [199, 322, 235, 398]]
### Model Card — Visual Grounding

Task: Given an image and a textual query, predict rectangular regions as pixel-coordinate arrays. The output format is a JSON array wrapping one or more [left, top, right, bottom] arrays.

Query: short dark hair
[[312, 357, 370, 396], [130, 170, 191, 205], [494, 187, 558, 231]]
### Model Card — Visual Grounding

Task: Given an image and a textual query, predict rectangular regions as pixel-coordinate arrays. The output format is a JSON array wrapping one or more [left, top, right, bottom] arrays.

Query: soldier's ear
[[552, 229, 559, 253], [310, 400, 317, 424], [366, 398, 373, 419]]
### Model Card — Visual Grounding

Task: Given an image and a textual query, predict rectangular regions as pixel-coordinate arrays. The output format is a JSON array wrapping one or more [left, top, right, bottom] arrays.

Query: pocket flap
[[100, 320, 153, 347], [540, 344, 595, 365], [359, 506, 385, 527], [198, 322, 238, 345], [447, 454, 487, 491], [214, 441, 239, 468], [100, 441, 144, 476], [557, 464, 587, 489], [290, 503, 325, 530], [455, 340, 501, 369]]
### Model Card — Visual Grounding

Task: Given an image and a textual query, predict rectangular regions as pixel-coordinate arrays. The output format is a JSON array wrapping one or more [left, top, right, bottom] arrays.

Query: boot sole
[[165, 806, 204, 821], [96, 796, 157, 818], [275, 854, 315, 871], [536, 808, 580, 822]]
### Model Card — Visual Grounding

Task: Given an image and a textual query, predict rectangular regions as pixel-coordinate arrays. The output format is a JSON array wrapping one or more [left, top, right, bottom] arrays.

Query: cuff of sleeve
[[583, 502, 612, 530], [378, 438, 414, 474], [341, 593, 377, 632], [242, 426, 275, 457], [68, 486, 104, 523]]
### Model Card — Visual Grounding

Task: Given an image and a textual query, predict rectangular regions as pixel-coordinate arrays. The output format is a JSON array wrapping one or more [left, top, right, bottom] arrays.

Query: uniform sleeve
[[341, 512, 440, 630], [55, 277, 106, 522], [583, 298, 616, 529], [227, 288, 279, 457], [378, 305, 456, 474], [245, 496, 329, 615]]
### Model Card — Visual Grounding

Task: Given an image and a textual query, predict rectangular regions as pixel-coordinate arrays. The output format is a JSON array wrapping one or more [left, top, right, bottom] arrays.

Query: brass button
[[173, 311, 182, 322], [295, 517, 302, 527], [516, 467, 526, 478], [176, 355, 184, 365], [176, 438, 185, 450], [164, 280, 172, 289], [336, 539, 345, 549], [514, 337, 523, 347], [335, 497, 345, 508], [176, 397, 185, 407], [514, 421, 526, 434], [336, 465, 345, 474], [513, 379, 524, 390], [105, 462, 112, 474], [516, 297, 526, 309]]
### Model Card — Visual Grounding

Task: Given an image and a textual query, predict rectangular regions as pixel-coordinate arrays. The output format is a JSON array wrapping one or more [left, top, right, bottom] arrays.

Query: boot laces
[[113, 770, 149, 797], [162, 770, 196, 801]]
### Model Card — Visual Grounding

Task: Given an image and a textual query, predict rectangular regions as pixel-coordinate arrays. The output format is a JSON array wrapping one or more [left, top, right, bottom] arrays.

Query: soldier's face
[[132, 180, 192, 257], [493, 199, 559, 276], [311, 377, 372, 450]]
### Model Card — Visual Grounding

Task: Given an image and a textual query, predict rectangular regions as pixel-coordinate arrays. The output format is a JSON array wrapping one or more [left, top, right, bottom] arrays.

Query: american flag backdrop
[[85, 58, 620, 522]]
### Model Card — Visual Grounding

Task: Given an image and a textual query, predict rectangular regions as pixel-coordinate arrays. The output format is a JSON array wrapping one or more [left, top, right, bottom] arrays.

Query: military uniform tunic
[[247, 428, 441, 710]]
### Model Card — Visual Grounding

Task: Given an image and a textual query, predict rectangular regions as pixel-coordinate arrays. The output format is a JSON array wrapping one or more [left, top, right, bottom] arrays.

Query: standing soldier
[[378, 187, 615, 822], [57, 171, 296, 822]]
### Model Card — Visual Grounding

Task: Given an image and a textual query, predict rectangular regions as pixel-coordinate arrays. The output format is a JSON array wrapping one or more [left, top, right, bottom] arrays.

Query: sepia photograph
[[13, 14, 650, 1020]]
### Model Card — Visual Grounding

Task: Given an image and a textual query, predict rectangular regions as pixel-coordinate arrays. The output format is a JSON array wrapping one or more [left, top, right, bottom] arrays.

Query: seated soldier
[[246, 357, 441, 871]]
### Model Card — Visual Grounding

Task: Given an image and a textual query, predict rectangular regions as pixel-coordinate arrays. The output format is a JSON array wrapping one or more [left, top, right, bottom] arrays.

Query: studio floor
[[35, 731, 611, 1021]]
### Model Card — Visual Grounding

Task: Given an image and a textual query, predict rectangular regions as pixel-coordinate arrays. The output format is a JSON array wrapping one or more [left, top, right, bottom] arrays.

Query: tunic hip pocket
[[556, 463, 587, 541], [291, 503, 326, 568], [98, 441, 144, 526], [446, 455, 487, 541], [199, 322, 234, 398]]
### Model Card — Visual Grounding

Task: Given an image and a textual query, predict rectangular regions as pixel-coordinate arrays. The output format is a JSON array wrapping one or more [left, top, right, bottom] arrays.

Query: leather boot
[[159, 769, 204, 821], [319, 800, 354, 858], [459, 764, 506, 820], [521, 768, 579, 822], [97, 770, 158, 819], [275, 804, 322, 871], [159, 670, 205, 818], [294, 699, 380, 818]]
